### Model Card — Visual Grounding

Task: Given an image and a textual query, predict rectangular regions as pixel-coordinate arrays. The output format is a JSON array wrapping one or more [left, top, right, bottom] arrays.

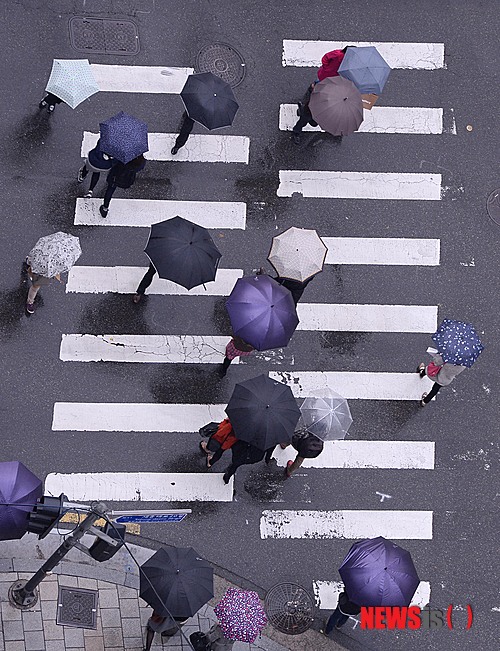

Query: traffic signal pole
[[9, 502, 108, 609]]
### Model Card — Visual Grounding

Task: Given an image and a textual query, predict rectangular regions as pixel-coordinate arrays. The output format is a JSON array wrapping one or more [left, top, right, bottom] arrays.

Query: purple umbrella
[[214, 588, 267, 642], [226, 275, 298, 351], [339, 537, 420, 607], [99, 111, 149, 164], [0, 462, 43, 541]]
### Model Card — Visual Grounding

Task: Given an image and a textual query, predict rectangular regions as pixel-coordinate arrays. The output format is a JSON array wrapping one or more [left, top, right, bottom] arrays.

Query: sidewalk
[[0, 532, 348, 651]]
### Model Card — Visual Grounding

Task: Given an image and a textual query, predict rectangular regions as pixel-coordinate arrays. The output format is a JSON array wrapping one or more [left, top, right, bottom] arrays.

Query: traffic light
[[27, 494, 65, 539], [88, 522, 125, 562]]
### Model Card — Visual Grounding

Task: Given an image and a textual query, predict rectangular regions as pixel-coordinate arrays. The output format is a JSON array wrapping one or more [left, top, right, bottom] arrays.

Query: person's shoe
[[222, 473, 231, 484], [291, 133, 301, 144], [84, 190, 93, 198], [420, 393, 428, 407], [417, 362, 426, 378], [279, 443, 289, 449], [171, 146, 179, 155], [47, 104, 55, 113], [297, 102, 303, 116], [99, 205, 108, 218], [132, 293, 142, 304], [77, 168, 85, 183], [26, 301, 35, 314], [284, 460, 293, 478]]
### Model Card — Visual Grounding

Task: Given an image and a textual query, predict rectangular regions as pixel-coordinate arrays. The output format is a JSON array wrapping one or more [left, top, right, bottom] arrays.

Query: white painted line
[[260, 510, 433, 539], [60, 334, 232, 364], [74, 198, 246, 229], [296, 303, 438, 333], [313, 581, 431, 610], [52, 402, 227, 432], [277, 171, 442, 201], [82, 132, 249, 164], [66, 267, 243, 295], [90, 64, 194, 94], [280, 104, 445, 135], [269, 371, 435, 400], [282, 40, 445, 69], [272, 441, 435, 469], [323, 237, 440, 266], [45, 472, 233, 502]]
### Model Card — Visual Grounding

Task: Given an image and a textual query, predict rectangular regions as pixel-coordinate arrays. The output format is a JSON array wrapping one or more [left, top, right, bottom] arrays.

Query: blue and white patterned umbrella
[[432, 319, 484, 368], [99, 112, 149, 164], [28, 232, 82, 277], [45, 59, 99, 109]]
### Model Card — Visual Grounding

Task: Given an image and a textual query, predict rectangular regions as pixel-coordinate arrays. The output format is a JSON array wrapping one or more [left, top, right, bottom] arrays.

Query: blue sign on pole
[[115, 514, 187, 524]]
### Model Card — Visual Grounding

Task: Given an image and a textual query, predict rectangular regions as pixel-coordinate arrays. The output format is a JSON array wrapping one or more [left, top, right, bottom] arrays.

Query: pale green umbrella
[[45, 59, 99, 109]]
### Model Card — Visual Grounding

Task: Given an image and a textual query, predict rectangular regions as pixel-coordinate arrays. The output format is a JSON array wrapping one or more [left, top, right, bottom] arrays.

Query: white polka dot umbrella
[[432, 319, 484, 368], [45, 59, 99, 109]]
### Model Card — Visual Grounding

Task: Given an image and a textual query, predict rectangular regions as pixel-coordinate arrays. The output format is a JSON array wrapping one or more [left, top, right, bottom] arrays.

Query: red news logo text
[[360, 605, 473, 630]]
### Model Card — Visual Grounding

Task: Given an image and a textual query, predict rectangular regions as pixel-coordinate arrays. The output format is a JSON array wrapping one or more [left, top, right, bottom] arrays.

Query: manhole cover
[[56, 586, 98, 629], [195, 43, 246, 88], [487, 188, 500, 226], [69, 17, 139, 55], [264, 583, 315, 635]]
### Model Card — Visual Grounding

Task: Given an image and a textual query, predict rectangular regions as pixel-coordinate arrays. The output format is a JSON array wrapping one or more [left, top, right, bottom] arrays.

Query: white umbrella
[[45, 59, 99, 109], [268, 226, 327, 282], [28, 232, 81, 278], [298, 387, 352, 441]]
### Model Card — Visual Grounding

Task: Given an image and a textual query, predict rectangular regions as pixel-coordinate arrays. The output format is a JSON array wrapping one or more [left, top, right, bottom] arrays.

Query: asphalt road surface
[[0, 1, 498, 650]]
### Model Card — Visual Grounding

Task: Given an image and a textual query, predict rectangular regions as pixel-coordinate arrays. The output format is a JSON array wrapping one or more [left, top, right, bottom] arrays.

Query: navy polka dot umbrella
[[432, 319, 484, 368], [99, 111, 149, 164]]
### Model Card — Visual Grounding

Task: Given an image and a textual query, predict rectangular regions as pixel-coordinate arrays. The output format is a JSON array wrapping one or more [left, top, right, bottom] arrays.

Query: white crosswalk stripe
[[74, 198, 246, 229], [313, 581, 431, 610], [90, 64, 194, 93], [323, 237, 440, 266]]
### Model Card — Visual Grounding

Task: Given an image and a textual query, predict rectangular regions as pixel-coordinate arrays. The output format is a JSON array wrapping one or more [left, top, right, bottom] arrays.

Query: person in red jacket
[[317, 46, 349, 81], [200, 419, 238, 468]]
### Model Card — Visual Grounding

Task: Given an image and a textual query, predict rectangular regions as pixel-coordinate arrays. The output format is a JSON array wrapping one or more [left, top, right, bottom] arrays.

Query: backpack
[[189, 631, 210, 651]]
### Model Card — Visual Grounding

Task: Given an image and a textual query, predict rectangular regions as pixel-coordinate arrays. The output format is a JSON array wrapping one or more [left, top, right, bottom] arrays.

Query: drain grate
[[195, 43, 246, 88], [69, 17, 139, 55], [487, 189, 500, 226], [264, 583, 315, 635], [56, 586, 98, 629]]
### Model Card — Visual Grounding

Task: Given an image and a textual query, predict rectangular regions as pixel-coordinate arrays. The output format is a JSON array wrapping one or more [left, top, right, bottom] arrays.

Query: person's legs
[[422, 383, 441, 405], [325, 607, 349, 633], [133, 263, 156, 301], [78, 164, 89, 182], [222, 462, 241, 484], [88, 172, 100, 191], [218, 356, 232, 377], [172, 115, 195, 154], [292, 113, 311, 134], [27, 283, 41, 311], [143, 624, 155, 651], [100, 183, 116, 216], [285, 455, 304, 477]]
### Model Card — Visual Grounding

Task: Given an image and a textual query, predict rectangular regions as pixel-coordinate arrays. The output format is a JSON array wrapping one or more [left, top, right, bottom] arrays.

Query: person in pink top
[[317, 47, 348, 81]]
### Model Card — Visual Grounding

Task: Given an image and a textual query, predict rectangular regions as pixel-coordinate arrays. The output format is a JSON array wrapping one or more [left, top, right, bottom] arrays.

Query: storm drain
[[264, 583, 315, 635], [487, 189, 500, 226], [195, 43, 246, 88], [56, 586, 98, 629], [69, 17, 140, 55]]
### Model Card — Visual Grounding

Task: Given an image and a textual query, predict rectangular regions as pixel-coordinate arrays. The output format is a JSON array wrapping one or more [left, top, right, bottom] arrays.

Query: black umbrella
[[180, 72, 239, 130], [144, 216, 221, 290], [0, 461, 42, 541], [140, 547, 214, 618], [225, 374, 301, 450]]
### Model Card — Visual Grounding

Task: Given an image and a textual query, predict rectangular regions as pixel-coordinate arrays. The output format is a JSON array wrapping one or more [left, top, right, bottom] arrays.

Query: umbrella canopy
[[144, 216, 221, 290], [309, 76, 363, 136], [298, 388, 352, 441], [226, 374, 301, 450], [0, 462, 42, 541], [214, 588, 267, 643], [226, 275, 298, 351], [99, 111, 149, 163], [28, 232, 82, 277], [339, 537, 420, 607], [45, 59, 99, 109], [431, 319, 484, 368], [268, 227, 327, 282], [338, 46, 391, 95], [180, 72, 239, 130], [140, 547, 213, 618]]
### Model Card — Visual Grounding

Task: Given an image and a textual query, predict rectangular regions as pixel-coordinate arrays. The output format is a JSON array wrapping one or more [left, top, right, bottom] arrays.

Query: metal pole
[[9, 502, 108, 609]]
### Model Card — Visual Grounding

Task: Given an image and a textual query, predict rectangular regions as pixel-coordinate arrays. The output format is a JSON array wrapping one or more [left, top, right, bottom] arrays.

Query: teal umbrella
[[45, 59, 99, 109]]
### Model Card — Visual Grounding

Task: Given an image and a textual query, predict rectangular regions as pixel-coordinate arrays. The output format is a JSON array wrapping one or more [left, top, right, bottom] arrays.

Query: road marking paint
[[269, 371, 435, 400], [280, 104, 445, 134], [90, 64, 194, 93], [52, 402, 227, 432], [45, 473, 233, 502], [272, 441, 435, 469], [313, 581, 431, 609], [260, 510, 433, 539], [82, 132, 249, 164], [74, 198, 246, 229], [282, 40, 445, 69], [296, 303, 438, 333], [323, 237, 440, 266], [60, 512, 140, 535], [60, 334, 232, 364], [277, 171, 442, 200], [66, 267, 242, 295]]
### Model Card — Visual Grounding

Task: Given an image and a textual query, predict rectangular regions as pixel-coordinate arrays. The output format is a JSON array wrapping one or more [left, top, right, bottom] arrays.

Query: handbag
[[426, 361, 442, 378], [199, 422, 219, 437], [189, 631, 210, 651]]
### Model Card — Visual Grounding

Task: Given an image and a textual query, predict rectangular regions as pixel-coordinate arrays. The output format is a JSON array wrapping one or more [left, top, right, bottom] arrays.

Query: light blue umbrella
[[45, 59, 99, 109], [338, 46, 391, 95]]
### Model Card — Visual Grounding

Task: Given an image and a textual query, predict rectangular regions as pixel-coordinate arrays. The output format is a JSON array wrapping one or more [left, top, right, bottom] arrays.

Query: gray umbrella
[[338, 46, 391, 95], [0, 462, 42, 541], [309, 77, 363, 136]]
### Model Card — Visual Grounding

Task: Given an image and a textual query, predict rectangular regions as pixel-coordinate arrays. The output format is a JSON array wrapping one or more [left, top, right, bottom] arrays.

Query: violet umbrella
[[226, 275, 298, 351], [214, 588, 267, 642], [0, 462, 42, 541], [339, 537, 420, 607]]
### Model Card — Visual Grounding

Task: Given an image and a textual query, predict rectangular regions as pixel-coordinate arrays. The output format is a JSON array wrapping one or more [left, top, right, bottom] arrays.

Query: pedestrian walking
[[133, 262, 156, 303], [218, 336, 255, 377], [291, 83, 318, 144], [274, 275, 313, 305], [417, 352, 466, 406], [38, 92, 63, 113], [77, 138, 115, 198], [143, 611, 187, 650], [222, 440, 272, 484], [199, 419, 238, 468], [24, 258, 60, 314], [324, 590, 360, 633], [171, 111, 195, 155], [99, 154, 146, 218], [268, 430, 324, 478], [317, 47, 349, 81]]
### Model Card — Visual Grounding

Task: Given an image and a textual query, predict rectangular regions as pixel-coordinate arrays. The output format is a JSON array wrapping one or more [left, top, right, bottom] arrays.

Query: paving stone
[[58, 576, 78, 587], [121, 618, 142, 638], [82, 619, 103, 637], [1, 602, 22, 621], [44, 642, 66, 651], [3, 620, 25, 641], [22, 610, 43, 631], [39, 581, 59, 600], [117, 585, 137, 599], [100, 608, 121, 628], [64, 626, 85, 647], [4, 642, 26, 651], [0, 582, 12, 600], [119, 599, 140, 618], [24, 631, 45, 651], [77, 579, 98, 590], [98, 590, 118, 609], [41, 600, 57, 621], [43, 620, 64, 640], [124, 638, 143, 649], [83, 638, 104, 651], [102, 627, 123, 648]]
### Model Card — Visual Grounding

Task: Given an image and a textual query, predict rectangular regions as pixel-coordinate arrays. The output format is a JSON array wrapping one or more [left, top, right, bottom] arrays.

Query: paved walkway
[[0, 532, 347, 651]]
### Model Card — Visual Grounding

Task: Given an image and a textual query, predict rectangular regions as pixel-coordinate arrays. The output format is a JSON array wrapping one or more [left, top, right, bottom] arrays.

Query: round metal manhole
[[264, 583, 315, 635], [195, 43, 246, 88], [487, 189, 500, 226]]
